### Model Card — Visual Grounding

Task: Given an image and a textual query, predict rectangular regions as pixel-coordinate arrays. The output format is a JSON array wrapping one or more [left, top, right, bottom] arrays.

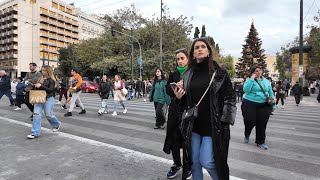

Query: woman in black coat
[[174, 38, 236, 180], [163, 48, 191, 179]]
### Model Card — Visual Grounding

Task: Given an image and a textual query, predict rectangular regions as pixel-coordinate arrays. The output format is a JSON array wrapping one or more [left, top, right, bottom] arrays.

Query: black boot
[[79, 109, 86, 114], [64, 112, 72, 117]]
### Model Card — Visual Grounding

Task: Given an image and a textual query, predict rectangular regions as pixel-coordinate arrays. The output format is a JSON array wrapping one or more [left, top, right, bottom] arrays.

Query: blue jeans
[[31, 97, 61, 136], [0, 90, 14, 105], [191, 132, 219, 180], [98, 99, 109, 113], [113, 100, 125, 113]]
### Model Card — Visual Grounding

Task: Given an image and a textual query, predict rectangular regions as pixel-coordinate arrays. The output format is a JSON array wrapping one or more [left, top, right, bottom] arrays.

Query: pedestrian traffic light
[[111, 27, 116, 36]]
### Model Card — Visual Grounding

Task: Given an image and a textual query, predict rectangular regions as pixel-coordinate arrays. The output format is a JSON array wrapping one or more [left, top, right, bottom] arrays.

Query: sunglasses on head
[[175, 48, 187, 54]]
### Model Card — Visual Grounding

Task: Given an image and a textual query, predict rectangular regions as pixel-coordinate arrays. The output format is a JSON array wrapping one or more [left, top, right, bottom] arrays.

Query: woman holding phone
[[163, 48, 191, 179], [241, 66, 276, 150]]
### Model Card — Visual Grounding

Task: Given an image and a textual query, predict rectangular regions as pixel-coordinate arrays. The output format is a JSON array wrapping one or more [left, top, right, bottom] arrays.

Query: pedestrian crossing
[[0, 94, 319, 180]]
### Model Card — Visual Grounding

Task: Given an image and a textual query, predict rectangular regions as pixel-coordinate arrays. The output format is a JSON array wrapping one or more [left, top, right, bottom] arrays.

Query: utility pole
[[299, 0, 303, 85], [102, 48, 105, 75], [130, 28, 134, 81], [111, 27, 142, 80], [159, 0, 163, 69], [42, 49, 45, 66]]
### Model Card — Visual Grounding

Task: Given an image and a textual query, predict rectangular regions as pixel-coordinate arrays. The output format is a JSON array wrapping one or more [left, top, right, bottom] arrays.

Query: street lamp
[[111, 27, 142, 80], [100, 47, 106, 76]]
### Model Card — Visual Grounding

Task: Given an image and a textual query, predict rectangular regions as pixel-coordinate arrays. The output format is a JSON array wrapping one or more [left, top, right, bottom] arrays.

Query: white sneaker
[[123, 108, 127, 114], [111, 112, 117, 116], [104, 110, 109, 114], [282, 106, 284, 109], [56, 101, 61, 105], [27, 134, 36, 139], [14, 107, 22, 111]]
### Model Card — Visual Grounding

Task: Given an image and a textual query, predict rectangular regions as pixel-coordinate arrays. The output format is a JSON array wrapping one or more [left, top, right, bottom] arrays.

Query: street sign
[[299, 65, 303, 78], [138, 57, 142, 65]]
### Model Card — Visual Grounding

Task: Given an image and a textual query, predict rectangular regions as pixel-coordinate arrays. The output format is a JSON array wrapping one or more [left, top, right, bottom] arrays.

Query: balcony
[[57, 29, 65, 34], [8, 6, 18, 12], [40, 40, 49, 45], [7, 14, 18, 20], [40, 17, 48, 22], [9, 45, 18, 50], [48, 27, 57, 32], [8, 54, 18, 59], [40, 32, 49, 38], [71, 28, 79, 33], [49, 35, 57, 40], [8, 22, 18, 27], [57, 37, 64, 41], [56, 23, 64, 28], [8, 37, 18, 42], [40, 10, 50, 16]]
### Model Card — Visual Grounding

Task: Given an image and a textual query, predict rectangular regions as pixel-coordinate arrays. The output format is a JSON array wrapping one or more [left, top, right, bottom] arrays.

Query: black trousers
[[276, 98, 284, 106], [24, 92, 34, 113], [241, 101, 272, 144], [154, 102, 165, 127], [16, 95, 24, 108], [294, 95, 301, 104]]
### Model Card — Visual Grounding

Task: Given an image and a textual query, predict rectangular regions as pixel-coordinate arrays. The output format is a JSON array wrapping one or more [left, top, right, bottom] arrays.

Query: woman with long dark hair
[[173, 38, 236, 180], [163, 48, 191, 179], [149, 68, 170, 129]]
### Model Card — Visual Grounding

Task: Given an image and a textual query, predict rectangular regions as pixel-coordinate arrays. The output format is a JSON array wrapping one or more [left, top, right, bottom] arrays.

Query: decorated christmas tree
[[236, 22, 268, 78]]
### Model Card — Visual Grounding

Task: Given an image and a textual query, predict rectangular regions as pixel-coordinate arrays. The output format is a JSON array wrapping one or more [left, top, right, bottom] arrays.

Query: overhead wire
[[304, 0, 316, 20], [82, 0, 128, 13]]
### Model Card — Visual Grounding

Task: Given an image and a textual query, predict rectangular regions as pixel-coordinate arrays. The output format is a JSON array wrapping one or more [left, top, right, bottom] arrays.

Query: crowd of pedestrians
[[2, 37, 320, 180]]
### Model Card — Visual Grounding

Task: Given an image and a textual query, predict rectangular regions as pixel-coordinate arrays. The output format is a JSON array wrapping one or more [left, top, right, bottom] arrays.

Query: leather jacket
[[37, 78, 56, 98], [181, 62, 236, 180]]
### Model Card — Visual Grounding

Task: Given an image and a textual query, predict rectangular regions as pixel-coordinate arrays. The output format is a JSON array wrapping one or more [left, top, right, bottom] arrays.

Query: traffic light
[[111, 27, 116, 36]]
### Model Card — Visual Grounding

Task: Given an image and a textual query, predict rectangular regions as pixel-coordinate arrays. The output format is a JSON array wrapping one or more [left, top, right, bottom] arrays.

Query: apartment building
[[0, 0, 105, 78]]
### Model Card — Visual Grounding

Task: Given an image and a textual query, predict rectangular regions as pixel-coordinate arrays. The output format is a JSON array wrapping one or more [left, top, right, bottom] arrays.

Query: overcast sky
[[4, 0, 319, 57]]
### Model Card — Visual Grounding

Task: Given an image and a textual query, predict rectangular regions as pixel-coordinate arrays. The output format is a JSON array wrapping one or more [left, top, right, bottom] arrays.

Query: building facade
[[0, 0, 105, 78]]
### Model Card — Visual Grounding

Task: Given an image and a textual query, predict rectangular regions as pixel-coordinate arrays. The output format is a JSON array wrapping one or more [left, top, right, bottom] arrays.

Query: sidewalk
[[0, 117, 172, 180]]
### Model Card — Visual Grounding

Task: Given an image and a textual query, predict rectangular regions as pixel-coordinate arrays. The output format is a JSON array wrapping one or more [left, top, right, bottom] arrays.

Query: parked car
[[11, 79, 18, 94], [82, 80, 99, 93]]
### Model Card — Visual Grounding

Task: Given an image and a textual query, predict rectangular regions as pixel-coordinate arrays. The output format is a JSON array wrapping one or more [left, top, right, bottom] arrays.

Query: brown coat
[[276, 85, 286, 99]]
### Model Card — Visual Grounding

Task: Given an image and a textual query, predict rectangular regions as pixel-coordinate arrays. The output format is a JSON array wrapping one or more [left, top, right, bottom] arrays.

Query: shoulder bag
[[181, 71, 216, 122], [29, 90, 47, 104], [254, 79, 275, 105]]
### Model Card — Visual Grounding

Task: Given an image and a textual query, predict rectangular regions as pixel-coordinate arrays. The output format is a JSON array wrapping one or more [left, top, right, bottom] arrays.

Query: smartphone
[[170, 82, 178, 89]]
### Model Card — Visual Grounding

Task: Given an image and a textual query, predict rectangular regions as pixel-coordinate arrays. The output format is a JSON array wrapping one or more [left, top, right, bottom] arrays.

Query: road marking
[[0, 116, 245, 180]]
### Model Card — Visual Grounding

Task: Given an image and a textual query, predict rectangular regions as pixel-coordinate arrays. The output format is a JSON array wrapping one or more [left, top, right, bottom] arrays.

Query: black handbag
[[255, 79, 275, 105], [181, 71, 216, 122]]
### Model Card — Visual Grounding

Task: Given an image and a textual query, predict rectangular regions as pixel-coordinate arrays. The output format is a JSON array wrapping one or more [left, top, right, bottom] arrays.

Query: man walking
[[98, 75, 111, 115], [64, 68, 86, 117], [24, 63, 42, 117], [292, 82, 303, 106], [0, 70, 14, 106]]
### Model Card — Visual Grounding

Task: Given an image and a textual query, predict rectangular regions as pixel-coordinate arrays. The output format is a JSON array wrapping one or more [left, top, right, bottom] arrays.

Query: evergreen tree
[[236, 22, 267, 78], [194, 27, 200, 38], [201, 25, 206, 37]]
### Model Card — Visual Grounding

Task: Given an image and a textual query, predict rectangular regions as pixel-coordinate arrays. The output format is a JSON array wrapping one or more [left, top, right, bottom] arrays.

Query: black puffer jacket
[[181, 61, 236, 180], [98, 81, 111, 99], [0, 74, 11, 91]]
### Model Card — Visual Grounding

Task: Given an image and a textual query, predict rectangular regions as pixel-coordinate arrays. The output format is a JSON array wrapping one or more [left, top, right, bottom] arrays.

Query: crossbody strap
[[254, 79, 269, 99], [196, 71, 216, 107]]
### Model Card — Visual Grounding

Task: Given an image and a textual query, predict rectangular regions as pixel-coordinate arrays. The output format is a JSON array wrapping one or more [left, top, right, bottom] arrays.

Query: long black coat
[[163, 71, 184, 154], [181, 62, 236, 180]]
